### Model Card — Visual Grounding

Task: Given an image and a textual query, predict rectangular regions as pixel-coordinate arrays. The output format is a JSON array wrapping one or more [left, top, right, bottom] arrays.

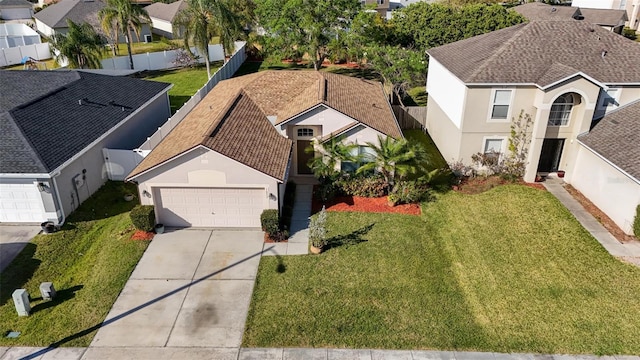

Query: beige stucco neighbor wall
[[569, 144, 640, 235], [134, 146, 281, 213]]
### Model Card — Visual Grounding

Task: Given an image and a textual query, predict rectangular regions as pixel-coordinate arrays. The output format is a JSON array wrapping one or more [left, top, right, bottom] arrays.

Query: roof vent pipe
[[78, 99, 82, 105], [601, 50, 608, 58]]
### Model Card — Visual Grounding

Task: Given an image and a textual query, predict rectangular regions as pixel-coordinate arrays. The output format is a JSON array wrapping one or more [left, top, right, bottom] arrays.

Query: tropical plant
[[52, 20, 104, 69], [306, 136, 358, 183], [356, 135, 426, 192], [99, 0, 151, 70], [174, 0, 242, 78]]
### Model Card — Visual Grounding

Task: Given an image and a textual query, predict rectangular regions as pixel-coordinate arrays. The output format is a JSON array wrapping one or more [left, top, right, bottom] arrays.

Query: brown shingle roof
[[578, 100, 640, 181], [127, 70, 400, 180], [512, 3, 581, 21], [427, 21, 640, 87], [578, 8, 628, 27]]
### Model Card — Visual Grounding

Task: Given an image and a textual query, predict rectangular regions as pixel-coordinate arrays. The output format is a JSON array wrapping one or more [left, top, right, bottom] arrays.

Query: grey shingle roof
[[34, 0, 106, 29], [512, 3, 581, 21], [144, 0, 186, 23], [579, 8, 628, 27], [578, 100, 640, 181], [427, 21, 640, 87], [0, 70, 170, 174], [0, 0, 33, 8]]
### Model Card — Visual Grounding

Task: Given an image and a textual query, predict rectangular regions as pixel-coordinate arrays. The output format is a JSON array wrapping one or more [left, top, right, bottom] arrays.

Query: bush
[[260, 209, 279, 237], [309, 206, 328, 248], [315, 182, 338, 202], [623, 27, 638, 41], [388, 180, 431, 206], [336, 174, 387, 197], [130, 205, 155, 232], [634, 205, 640, 238]]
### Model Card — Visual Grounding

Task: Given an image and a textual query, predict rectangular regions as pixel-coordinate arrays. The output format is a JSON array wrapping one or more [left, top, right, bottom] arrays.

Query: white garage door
[[155, 187, 265, 228], [0, 183, 46, 223]]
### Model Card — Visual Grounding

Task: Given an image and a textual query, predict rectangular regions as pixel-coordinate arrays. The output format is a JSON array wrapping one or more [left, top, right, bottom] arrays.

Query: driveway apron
[[90, 229, 264, 348], [0, 225, 41, 272]]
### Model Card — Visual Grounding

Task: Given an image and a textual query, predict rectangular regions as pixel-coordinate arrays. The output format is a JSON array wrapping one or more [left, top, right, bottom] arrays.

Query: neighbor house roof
[[512, 2, 581, 21], [144, 0, 186, 22], [127, 70, 401, 181], [0, 70, 170, 174], [34, 0, 105, 29], [578, 8, 628, 27], [427, 21, 640, 87], [578, 100, 640, 181], [0, 0, 33, 8]]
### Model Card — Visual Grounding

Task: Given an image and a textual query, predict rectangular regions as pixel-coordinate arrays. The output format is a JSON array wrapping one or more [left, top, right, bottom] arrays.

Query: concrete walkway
[[2, 346, 638, 359], [0, 225, 41, 272], [262, 184, 313, 256], [543, 179, 640, 264]]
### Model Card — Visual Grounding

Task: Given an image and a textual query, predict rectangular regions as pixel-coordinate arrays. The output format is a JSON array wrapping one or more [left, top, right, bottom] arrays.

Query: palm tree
[[174, 0, 242, 78], [357, 135, 426, 192], [52, 20, 104, 69], [99, 0, 151, 70], [306, 136, 358, 183]]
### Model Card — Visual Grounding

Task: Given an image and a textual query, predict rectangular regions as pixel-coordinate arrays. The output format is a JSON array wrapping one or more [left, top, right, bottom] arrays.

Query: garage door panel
[[156, 187, 265, 228], [0, 183, 46, 223]]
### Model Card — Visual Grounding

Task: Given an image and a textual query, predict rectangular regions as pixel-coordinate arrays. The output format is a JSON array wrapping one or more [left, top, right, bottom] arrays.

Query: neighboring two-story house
[[572, 0, 640, 31], [425, 20, 640, 234]]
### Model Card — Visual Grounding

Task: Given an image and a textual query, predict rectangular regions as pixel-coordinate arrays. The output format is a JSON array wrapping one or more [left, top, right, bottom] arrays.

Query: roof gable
[[512, 3, 581, 21], [34, 0, 106, 29], [578, 100, 640, 181], [428, 21, 640, 86], [144, 0, 186, 22], [579, 8, 628, 26], [1, 70, 170, 174]]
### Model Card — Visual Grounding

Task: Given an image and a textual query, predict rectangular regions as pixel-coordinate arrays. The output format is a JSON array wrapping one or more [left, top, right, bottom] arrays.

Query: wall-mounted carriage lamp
[[142, 190, 152, 198]]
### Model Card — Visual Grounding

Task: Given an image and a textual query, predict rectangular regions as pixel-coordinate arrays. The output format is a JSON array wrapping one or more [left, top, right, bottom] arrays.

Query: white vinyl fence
[[102, 42, 247, 180], [0, 42, 51, 67], [101, 43, 227, 71]]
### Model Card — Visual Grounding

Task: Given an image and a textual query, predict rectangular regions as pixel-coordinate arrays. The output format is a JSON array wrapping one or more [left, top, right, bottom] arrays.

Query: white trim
[[596, 87, 622, 112], [547, 93, 577, 127], [487, 88, 514, 122], [128, 145, 285, 183], [481, 136, 508, 156], [275, 103, 326, 127], [465, 73, 631, 90], [0, 173, 50, 178], [577, 139, 640, 185], [147, 183, 269, 190], [50, 87, 172, 177]]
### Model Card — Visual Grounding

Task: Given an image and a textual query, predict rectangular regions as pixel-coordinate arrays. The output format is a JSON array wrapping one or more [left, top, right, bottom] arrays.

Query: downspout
[[51, 175, 66, 227]]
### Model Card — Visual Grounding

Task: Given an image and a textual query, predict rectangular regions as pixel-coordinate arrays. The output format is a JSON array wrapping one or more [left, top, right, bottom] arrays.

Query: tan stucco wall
[[569, 144, 640, 235], [134, 146, 281, 214]]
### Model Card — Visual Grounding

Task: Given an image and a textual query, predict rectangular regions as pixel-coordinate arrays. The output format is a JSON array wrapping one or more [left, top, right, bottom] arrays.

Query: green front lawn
[[0, 181, 149, 347], [144, 66, 219, 114], [244, 185, 640, 354]]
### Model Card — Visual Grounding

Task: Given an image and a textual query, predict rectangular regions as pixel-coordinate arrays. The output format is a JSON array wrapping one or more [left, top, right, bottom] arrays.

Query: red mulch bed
[[313, 195, 421, 216], [131, 230, 154, 241]]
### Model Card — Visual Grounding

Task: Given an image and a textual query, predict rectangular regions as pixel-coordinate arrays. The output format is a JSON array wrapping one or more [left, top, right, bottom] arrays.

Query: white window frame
[[481, 136, 508, 162], [548, 93, 575, 127], [297, 127, 314, 138], [487, 89, 514, 123]]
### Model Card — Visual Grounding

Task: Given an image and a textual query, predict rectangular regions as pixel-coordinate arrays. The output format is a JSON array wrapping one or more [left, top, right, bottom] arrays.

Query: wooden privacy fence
[[393, 106, 427, 130]]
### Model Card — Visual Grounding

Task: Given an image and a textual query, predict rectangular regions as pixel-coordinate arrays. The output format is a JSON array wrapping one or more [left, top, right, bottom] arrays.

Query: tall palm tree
[[357, 135, 425, 192], [99, 0, 151, 70], [306, 136, 358, 183], [174, 0, 242, 78], [52, 20, 104, 69]]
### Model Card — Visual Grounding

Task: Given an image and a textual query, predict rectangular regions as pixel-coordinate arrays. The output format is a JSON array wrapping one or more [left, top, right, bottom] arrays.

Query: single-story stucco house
[[126, 70, 402, 228], [0, 70, 171, 224], [144, 0, 186, 39], [0, 0, 33, 20], [424, 20, 640, 234]]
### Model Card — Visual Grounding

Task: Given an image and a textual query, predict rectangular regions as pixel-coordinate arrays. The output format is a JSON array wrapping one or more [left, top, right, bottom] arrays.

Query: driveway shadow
[[0, 243, 40, 306]]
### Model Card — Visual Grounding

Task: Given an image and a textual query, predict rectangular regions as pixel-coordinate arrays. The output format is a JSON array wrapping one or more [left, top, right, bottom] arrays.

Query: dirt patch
[[453, 176, 546, 195], [313, 195, 421, 216], [563, 184, 637, 243]]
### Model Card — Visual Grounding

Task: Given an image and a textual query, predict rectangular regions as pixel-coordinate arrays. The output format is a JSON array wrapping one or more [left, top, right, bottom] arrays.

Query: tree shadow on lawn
[[0, 243, 41, 306], [325, 223, 373, 251]]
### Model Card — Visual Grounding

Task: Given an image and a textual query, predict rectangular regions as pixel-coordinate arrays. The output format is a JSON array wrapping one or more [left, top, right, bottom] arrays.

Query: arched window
[[548, 93, 574, 126], [297, 128, 314, 137]]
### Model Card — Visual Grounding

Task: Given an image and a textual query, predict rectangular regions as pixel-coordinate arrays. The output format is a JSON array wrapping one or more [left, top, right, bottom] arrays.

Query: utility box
[[12, 289, 30, 316], [40, 282, 56, 301]]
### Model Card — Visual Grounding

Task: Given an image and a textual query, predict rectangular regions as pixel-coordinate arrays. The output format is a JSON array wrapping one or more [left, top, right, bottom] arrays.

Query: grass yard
[[0, 181, 149, 347], [244, 185, 640, 355], [144, 66, 219, 114]]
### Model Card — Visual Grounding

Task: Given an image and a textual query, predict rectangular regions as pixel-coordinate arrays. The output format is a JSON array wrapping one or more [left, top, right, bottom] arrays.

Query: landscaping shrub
[[388, 180, 431, 206], [260, 209, 279, 237], [129, 205, 155, 232], [634, 205, 640, 238], [309, 206, 328, 248], [336, 174, 387, 197], [315, 183, 338, 202]]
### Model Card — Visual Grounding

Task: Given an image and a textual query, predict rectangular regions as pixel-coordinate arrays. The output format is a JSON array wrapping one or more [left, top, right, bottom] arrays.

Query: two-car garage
[[153, 187, 266, 228]]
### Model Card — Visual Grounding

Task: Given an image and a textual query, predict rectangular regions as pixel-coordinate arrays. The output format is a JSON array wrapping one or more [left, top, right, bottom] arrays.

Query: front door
[[297, 140, 313, 175], [537, 139, 565, 173]]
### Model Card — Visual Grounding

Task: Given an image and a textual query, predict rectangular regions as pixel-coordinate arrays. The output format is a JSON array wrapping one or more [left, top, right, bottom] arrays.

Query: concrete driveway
[[0, 225, 41, 272], [90, 229, 265, 349]]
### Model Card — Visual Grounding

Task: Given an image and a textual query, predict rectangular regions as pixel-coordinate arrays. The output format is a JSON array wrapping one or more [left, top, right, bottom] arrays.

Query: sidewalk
[[3, 346, 638, 360], [543, 178, 640, 265], [262, 184, 313, 256]]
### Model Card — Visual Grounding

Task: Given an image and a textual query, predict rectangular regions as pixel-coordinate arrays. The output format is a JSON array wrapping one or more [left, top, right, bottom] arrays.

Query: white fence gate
[[102, 149, 148, 181]]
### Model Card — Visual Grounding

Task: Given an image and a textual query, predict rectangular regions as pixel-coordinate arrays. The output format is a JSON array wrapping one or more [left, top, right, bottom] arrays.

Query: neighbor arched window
[[548, 93, 574, 126]]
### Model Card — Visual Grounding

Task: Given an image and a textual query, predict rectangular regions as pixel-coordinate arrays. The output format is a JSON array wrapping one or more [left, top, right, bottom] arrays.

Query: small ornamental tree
[[309, 206, 328, 249]]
